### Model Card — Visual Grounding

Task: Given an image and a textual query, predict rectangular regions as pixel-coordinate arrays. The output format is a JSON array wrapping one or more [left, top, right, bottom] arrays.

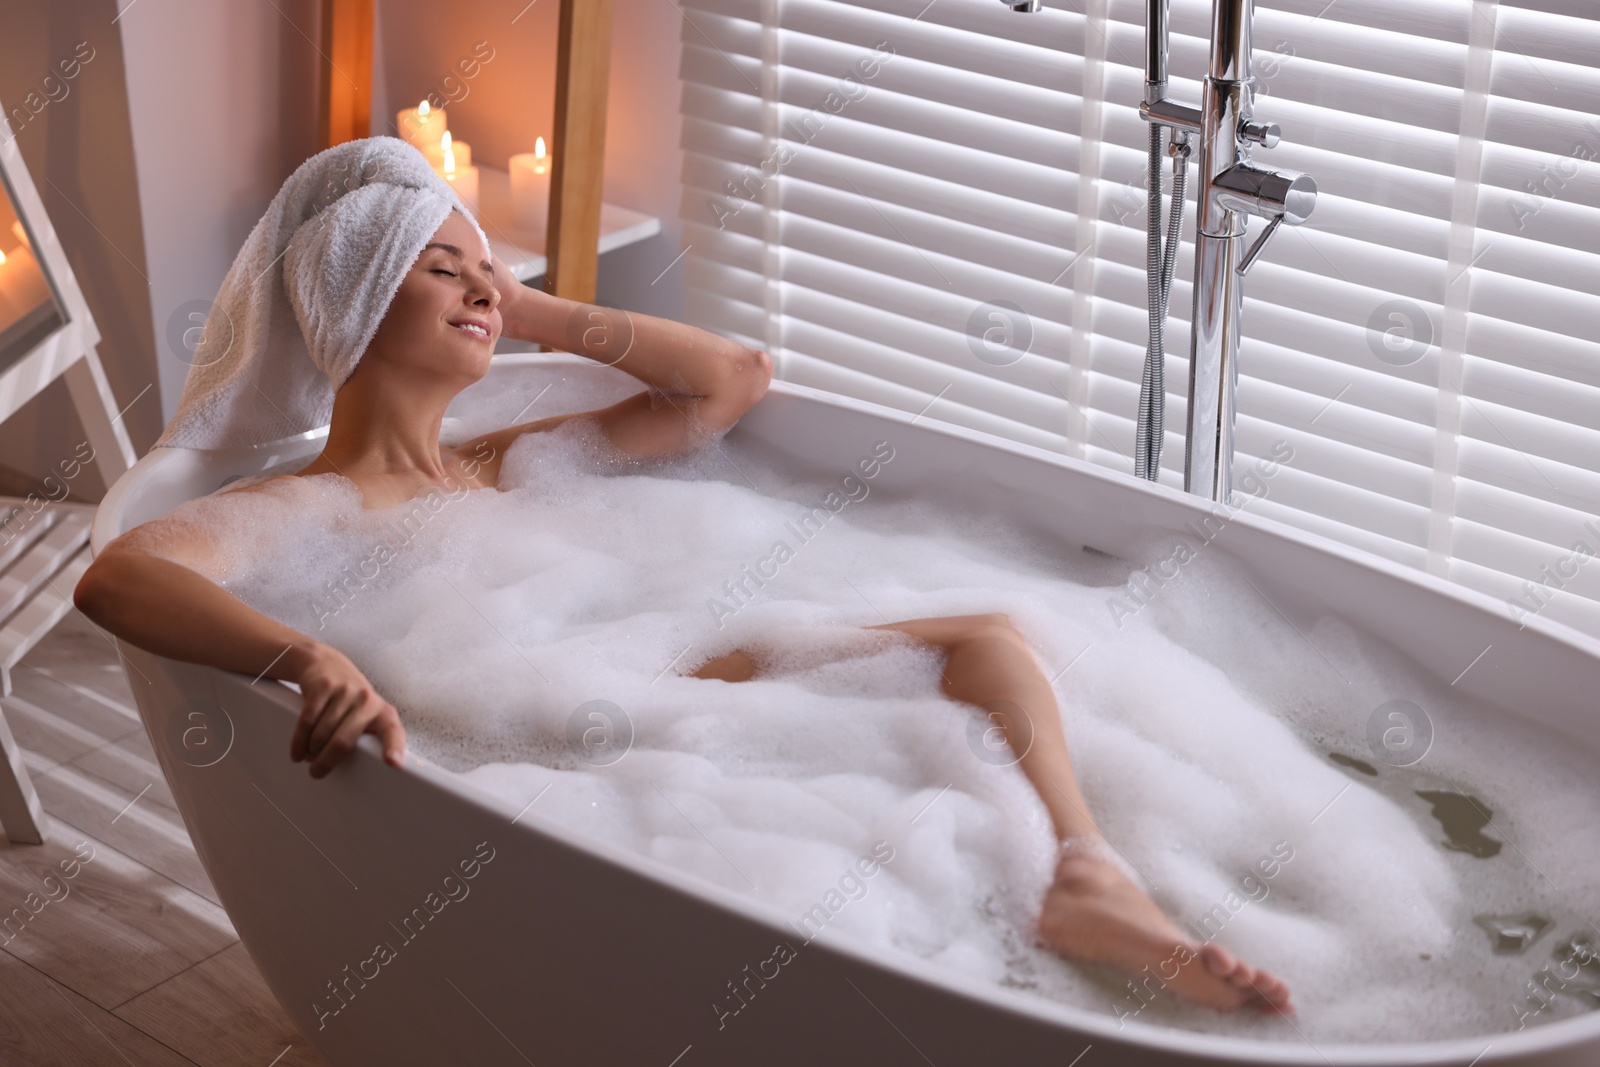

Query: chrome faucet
[[1006, 0, 1316, 503], [1138, 0, 1316, 502]]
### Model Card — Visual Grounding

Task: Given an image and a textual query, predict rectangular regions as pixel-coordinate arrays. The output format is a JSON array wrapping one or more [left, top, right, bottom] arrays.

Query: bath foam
[[168, 409, 1600, 1045]]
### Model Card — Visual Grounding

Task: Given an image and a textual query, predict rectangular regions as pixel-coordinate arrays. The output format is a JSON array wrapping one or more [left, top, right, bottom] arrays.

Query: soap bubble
[[566, 699, 632, 767]]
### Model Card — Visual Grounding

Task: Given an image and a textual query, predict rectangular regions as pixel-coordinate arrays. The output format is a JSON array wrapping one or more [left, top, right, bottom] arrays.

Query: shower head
[[1002, 0, 1041, 10]]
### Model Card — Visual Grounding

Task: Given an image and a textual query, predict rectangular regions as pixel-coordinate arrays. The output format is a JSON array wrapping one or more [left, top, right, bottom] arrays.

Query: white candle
[[509, 136, 552, 231], [437, 142, 480, 216], [397, 99, 447, 152], [423, 130, 472, 170]]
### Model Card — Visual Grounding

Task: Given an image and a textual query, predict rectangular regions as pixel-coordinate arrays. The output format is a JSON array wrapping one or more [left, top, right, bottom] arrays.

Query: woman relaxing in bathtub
[[75, 206, 1291, 1019]]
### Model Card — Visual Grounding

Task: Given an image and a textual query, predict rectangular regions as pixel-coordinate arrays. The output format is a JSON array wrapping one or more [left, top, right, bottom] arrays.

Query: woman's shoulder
[[214, 472, 311, 499], [107, 472, 354, 582]]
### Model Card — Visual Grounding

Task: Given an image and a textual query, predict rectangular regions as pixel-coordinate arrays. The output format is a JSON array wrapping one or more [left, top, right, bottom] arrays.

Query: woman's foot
[[1036, 838, 1294, 1016]]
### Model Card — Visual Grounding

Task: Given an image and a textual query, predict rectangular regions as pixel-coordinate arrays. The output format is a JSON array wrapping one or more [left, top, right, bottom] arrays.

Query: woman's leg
[[689, 612, 1293, 1015], [862, 613, 1098, 841]]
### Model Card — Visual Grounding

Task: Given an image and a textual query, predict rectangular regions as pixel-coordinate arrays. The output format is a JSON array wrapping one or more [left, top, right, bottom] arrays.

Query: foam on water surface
[[150, 367, 1600, 1044]]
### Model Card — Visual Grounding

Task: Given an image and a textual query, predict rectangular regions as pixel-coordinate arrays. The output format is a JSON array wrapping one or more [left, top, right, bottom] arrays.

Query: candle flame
[[418, 99, 431, 118], [535, 135, 548, 174], [0, 247, 7, 266], [444, 142, 457, 175]]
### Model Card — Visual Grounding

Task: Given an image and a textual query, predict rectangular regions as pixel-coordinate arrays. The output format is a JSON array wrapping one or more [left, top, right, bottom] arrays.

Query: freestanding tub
[[89, 351, 1600, 1066]]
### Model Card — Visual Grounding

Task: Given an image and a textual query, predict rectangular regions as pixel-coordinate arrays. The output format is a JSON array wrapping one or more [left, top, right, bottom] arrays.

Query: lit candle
[[397, 98, 447, 152], [509, 136, 552, 231], [438, 139, 480, 216], [423, 130, 472, 170]]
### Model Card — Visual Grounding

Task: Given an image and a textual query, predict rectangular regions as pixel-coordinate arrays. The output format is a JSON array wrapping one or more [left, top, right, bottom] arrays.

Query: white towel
[[154, 136, 490, 451]]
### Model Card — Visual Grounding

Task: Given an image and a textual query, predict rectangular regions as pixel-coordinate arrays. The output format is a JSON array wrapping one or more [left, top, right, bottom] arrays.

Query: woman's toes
[[1200, 942, 1239, 979], [1246, 972, 1292, 1011], [1241, 967, 1276, 997], [1253, 988, 1294, 1015]]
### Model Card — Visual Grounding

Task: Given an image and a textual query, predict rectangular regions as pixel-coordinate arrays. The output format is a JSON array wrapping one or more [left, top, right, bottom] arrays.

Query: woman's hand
[[489, 253, 528, 336], [286, 641, 407, 778]]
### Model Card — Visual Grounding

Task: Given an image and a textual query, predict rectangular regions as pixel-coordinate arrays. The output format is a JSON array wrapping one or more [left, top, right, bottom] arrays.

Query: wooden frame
[[317, 0, 614, 302], [316, 0, 375, 150], [545, 0, 615, 303]]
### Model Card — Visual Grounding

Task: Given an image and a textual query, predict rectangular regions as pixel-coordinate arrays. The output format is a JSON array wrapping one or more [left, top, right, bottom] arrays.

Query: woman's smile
[[449, 316, 492, 342]]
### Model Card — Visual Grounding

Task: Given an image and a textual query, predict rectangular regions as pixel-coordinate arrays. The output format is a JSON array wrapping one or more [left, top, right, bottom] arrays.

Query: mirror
[[0, 164, 67, 376]]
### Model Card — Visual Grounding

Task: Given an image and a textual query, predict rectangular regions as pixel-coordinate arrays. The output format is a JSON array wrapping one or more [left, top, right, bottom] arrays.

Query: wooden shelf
[[472, 164, 660, 283], [0, 497, 94, 698], [0, 495, 96, 845]]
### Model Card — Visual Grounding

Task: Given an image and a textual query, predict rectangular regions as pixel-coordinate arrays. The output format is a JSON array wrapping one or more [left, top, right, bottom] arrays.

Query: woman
[[75, 203, 1292, 1018]]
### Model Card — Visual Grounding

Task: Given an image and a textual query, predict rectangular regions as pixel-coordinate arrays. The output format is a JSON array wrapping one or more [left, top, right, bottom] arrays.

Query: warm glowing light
[[443, 135, 457, 176], [0, 247, 7, 266], [418, 99, 431, 118], [534, 135, 548, 174]]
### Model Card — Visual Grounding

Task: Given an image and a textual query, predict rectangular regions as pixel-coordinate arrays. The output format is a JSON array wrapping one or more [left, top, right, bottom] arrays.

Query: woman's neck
[[298, 366, 468, 493]]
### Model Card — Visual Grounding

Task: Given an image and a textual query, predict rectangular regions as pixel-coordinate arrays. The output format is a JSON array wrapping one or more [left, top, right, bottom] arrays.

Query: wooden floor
[[0, 609, 330, 1067]]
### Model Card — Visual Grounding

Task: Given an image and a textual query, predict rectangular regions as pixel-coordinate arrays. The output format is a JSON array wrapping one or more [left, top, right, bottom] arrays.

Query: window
[[677, 0, 1600, 638]]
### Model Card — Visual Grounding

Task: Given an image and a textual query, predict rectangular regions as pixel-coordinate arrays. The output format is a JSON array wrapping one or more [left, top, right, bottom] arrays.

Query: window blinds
[[676, 0, 1600, 639]]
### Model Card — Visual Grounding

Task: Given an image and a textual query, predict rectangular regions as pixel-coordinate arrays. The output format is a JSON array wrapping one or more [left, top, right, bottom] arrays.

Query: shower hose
[[1134, 123, 1188, 481]]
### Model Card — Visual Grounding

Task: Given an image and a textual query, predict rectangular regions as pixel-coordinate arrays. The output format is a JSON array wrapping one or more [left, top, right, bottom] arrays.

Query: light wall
[[120, 0, 323, 438]]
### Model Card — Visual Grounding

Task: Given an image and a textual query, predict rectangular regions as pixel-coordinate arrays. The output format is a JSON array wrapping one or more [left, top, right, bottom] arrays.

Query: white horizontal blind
[[1450, 0, 1600, 637], [677, 0, 1600, 638]]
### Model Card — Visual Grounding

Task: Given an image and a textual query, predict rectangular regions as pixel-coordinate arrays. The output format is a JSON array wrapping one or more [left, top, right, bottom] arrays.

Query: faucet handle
[[1240, 120, 1280, 149], [1237, 215, 1285, 276]]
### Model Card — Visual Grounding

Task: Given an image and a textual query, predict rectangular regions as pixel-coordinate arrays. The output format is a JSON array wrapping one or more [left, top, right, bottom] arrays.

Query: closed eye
[[431, 268, 459, 277]]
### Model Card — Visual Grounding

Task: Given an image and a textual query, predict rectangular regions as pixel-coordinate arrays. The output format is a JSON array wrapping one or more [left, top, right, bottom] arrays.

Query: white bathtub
[[90, 352, 1600, 1066]]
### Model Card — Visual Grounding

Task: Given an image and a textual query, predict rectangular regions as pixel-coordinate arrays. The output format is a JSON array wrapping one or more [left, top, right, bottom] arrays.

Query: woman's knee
[[689, 647, 761, 682], [942, 616, 1041, 681], [961, 612, 1026, 648], [868, 611, 1021, 651], [975, 611, 1018, 634]]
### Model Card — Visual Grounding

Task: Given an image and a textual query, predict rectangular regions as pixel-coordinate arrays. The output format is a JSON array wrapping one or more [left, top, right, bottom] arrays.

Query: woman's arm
[[74, 526, 406, 779], [487, 257, 772, 460]]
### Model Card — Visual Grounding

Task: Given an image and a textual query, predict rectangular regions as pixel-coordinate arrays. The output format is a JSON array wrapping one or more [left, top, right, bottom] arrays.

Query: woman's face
[[359, 210, 502, 385]]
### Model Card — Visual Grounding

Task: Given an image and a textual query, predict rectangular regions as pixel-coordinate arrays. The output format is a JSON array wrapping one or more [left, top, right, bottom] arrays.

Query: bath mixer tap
[[1138, 0, 1317, 502], [1006, 0, 1316, 502]]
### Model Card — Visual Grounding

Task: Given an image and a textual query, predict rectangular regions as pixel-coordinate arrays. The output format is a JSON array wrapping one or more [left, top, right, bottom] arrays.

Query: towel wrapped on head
[[155, 136, 491, 451]]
